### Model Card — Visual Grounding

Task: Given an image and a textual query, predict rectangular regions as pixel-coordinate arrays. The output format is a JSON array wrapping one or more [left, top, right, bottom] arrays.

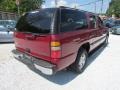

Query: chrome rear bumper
[[12, 49, 56, 75]]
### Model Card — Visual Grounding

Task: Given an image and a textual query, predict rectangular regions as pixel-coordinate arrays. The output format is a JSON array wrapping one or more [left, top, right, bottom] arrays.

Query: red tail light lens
[[51, 50, 61, 59], [51, 41, 61, 59]]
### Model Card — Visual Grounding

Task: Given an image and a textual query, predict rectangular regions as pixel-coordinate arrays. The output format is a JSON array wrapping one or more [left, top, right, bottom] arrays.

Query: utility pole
[[16, 0, 20, 17], [94, 1, 96, 13], [101, 0, 103, 14], [74, 0, 77, 8]]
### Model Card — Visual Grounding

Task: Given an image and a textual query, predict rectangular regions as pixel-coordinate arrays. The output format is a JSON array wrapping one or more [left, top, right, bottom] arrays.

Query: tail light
[[51, 41, 61, 59]]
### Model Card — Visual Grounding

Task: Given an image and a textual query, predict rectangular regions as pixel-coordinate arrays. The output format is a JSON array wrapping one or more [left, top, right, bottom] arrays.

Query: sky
[[42, 0, 111, 13]]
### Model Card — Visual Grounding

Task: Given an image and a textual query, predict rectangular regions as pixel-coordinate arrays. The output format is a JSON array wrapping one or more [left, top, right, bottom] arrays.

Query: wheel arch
[[79, 42, 90, 53]]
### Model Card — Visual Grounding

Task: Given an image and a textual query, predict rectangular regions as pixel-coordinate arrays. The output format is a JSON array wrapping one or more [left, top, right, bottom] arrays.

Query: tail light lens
[[51, 42, 60, 47], [51, 41, 61, 59]]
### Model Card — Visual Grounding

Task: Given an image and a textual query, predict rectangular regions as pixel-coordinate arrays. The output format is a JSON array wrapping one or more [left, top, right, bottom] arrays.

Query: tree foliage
[[0, 0, 44, 14], [106, 0, 120, 17], [0, 0, 17, 12]]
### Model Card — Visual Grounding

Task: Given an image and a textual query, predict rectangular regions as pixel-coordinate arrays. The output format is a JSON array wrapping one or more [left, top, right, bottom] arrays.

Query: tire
[[71, 47, 88, 73]]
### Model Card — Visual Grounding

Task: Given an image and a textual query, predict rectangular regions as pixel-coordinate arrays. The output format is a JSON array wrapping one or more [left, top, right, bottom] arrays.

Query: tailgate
[[14, 8, 57, 62], [14, 32, 51, 62]]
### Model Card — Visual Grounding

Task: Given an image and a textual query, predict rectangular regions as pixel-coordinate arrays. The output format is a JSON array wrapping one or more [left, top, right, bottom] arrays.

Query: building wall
[[0, 11, 18, 20]]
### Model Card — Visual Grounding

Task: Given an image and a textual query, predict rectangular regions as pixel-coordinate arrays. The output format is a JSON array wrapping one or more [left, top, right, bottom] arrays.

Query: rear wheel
[[70, 47, 88, 73]]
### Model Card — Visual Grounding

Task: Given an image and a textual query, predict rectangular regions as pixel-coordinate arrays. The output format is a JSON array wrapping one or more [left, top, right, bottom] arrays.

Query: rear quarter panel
[[52, 29, 91, 70]]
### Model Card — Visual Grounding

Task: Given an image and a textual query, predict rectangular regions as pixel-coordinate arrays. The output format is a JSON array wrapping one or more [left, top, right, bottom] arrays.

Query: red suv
[[13, 7, 109, 75]]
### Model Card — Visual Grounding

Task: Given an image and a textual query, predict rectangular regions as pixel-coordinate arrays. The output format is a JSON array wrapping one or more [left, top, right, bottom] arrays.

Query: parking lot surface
[[0, 34, 120, 90]]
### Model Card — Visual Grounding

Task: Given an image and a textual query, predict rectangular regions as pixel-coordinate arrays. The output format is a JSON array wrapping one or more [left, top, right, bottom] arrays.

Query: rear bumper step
[[12, 49, 56, 75]]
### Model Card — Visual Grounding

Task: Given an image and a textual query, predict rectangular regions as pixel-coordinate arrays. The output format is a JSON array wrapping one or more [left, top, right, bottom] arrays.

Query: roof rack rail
[[59, 6, 79, 10], [59, 6, 68, 8]]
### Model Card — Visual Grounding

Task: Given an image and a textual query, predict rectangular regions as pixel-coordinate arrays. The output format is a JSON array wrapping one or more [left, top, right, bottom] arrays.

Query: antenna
[[101, 0, 103, 14], [55, 0, 58, 7]]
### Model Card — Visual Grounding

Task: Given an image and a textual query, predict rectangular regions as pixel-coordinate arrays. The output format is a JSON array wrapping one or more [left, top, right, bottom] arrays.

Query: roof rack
[[60, 6, 97, 15]]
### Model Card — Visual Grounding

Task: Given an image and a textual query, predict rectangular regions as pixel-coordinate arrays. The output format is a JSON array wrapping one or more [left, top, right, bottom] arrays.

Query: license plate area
[[22, 54, 34, 64], [24, 54, 32, 60]]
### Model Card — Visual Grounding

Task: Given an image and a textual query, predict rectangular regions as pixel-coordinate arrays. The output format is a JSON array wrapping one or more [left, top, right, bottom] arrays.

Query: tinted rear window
[[60, 9, 88, 32], [16, 8, 56, 34]]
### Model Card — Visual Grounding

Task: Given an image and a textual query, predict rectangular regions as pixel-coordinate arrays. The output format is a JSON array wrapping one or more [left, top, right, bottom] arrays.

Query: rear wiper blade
[[22, 32, 47, 37], [22, 32, 32, 34]]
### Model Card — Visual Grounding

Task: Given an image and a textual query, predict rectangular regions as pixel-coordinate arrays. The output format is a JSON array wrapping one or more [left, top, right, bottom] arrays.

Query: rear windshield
[[16, 8, 56, 34]]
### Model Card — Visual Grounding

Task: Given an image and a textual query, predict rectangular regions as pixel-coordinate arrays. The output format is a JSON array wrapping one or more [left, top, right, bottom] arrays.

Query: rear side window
[[16, 8, 56, 34], [60, 9, 88, 32], [89, 15, 97, 29]]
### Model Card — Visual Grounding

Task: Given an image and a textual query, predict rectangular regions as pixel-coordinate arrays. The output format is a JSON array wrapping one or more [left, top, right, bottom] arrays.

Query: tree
[[0, 0, 44, 14], [106, 0, 120, 17], [0, 0, 17, 12], [19, 0, 44, 14]]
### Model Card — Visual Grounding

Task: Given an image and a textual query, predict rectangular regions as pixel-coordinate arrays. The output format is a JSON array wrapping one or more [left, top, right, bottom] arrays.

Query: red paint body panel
[[14, 32, 52, 62]]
